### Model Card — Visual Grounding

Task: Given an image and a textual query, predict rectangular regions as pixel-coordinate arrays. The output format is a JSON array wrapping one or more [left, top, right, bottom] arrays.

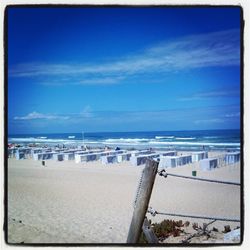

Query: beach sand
[[7, 153, 241, 244]]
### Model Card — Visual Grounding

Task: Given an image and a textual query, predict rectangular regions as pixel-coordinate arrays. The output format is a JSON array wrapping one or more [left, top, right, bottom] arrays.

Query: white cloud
[[80, 105, 93, 118], [9, 29, 240, 85], [194, 118, 225, 124], [179, 89, 240, 101], [14, 111, 69, 120], [225, 112, 240, 118], [78, 77, 124, 85], [13, 108, 94, 122]]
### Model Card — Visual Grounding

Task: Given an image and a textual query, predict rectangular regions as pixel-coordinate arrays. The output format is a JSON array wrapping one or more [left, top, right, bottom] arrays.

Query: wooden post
[[126, 159, 159, 243], [142, 217, 158, 243]]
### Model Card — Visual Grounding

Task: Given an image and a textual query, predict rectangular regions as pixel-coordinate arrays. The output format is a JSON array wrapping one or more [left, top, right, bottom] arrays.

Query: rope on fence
[[147, 207, 240, 222], [158, 169, 240, 186]]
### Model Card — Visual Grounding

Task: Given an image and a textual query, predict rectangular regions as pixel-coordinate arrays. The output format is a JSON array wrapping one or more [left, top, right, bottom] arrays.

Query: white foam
[[104, 138, 149, 143], [203, 136, 219, 139], [148, 141, 240, 147], [9, 137, 78, 144], [175, 137, 196, 140], [155, 136, 174, 139]]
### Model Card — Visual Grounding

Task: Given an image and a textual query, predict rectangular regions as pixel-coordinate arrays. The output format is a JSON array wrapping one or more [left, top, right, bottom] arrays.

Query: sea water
[[8, 129, 240, 152]]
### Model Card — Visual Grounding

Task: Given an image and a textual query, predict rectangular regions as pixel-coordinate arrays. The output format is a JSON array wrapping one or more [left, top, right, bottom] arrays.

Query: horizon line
[[8, 128, 241, 136]]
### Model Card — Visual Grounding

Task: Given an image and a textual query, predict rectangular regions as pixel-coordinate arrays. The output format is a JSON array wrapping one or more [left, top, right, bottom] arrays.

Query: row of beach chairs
[[9, 147, 240, 170]]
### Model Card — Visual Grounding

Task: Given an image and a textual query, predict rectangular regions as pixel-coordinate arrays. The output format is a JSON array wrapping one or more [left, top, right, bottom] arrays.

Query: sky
[[7, 6, 241, 134]]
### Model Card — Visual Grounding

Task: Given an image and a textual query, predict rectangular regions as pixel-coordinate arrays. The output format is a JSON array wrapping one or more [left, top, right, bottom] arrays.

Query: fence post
[[142, 217, 159, 243], [126, 159, 159, 243]]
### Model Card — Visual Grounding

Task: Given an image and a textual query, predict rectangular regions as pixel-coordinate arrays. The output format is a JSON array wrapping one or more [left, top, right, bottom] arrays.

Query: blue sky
[[8, 7, 241, 134]]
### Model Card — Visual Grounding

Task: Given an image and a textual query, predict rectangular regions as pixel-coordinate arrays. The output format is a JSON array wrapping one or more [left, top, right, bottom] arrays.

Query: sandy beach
[[7, 153, 241, 244]]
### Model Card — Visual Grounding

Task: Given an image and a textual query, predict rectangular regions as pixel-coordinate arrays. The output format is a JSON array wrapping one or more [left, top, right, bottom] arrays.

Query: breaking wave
[[155, 136, 175, 139], [148, 141, 240, 147], [175, 137, 196, 140]]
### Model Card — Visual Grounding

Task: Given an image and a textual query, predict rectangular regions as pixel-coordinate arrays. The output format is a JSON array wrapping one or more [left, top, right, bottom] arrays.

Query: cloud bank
[[14, 111, 70, 120]]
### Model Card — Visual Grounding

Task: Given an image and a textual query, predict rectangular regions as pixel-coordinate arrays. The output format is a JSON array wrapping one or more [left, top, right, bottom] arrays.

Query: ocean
[[8, 129, 241, 151]]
